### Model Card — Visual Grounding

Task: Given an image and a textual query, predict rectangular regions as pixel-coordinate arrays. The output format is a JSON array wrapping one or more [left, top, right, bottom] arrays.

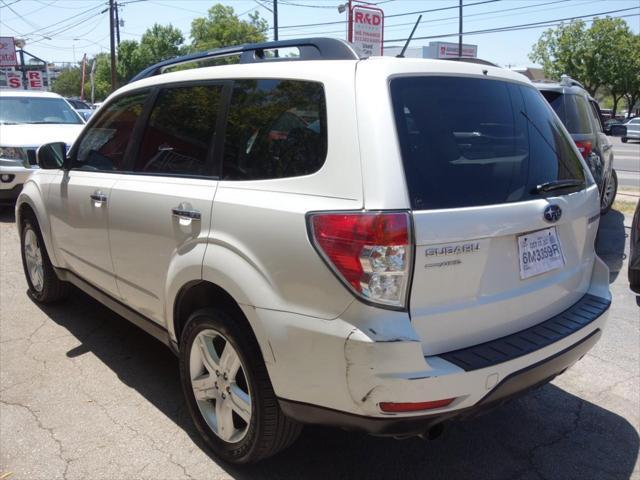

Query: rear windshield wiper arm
[[531, 179, 584, 194]]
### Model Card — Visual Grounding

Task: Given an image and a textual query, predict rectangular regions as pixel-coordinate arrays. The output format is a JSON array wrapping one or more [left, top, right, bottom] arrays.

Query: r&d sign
[[350, 5, 384, 58]]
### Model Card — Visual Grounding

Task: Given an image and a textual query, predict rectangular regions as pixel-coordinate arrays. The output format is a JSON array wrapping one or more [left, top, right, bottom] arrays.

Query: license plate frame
[[517, 227, 565, 280]]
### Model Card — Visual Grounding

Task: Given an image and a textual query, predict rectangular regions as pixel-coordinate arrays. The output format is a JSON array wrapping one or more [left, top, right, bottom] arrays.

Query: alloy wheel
[[24, 228, 44, 292], [189, 329, 252, 443]]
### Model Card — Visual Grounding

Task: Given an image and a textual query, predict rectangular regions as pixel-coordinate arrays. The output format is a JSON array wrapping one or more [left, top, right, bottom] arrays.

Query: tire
[[630, 268, 640, 294], [600, 169, 618, 215], [20, 213, 70, 303], [179, 308, 301, 464], [621, 137, 627, 143]]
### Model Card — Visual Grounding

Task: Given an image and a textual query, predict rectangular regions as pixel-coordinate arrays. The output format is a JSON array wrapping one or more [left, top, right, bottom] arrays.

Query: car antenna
[[397, 15, 422, 58]]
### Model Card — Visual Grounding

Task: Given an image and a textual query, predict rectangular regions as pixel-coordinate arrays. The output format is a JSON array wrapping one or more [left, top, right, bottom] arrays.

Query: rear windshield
[[540, 91, 592, 134], [390, 77, 587, 210]]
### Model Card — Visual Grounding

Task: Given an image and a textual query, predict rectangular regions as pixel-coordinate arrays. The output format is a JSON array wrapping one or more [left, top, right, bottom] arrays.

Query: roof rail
[[129, 37, 359, 83], [443, 57, 500, 67], [559, 74, 584, 89]]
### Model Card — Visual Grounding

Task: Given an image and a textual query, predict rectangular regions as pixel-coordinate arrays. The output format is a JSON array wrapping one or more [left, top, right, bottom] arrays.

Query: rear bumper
[[279, 328, 602, 436], [251, 256, 611, 430]]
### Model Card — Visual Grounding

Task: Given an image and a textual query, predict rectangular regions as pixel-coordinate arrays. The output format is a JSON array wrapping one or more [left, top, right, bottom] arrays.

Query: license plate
[[518, 227, 565, 280]]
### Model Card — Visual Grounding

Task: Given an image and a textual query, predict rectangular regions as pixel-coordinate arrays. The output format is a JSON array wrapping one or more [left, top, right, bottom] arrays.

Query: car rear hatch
[[389, 75, 600, 355]]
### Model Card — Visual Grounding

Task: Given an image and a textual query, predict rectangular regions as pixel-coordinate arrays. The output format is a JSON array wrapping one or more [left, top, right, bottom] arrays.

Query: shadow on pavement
[[597, 208, 627, 283], [33, 290, 639, 480], [0, 206, 16, 223]]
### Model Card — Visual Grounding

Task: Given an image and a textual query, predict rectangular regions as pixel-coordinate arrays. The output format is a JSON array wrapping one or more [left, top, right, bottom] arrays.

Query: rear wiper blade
[[531, 179, 584, 194]]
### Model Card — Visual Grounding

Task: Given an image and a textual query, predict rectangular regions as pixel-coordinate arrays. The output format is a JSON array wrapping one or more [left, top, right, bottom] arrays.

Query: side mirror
[[36, 142, 66, 169], [609, 124, 627, 137]]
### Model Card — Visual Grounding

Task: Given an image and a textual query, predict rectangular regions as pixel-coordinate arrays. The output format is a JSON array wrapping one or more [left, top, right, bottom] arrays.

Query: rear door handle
[[172, 203, 201, 221], [90, 191, 107, 204]]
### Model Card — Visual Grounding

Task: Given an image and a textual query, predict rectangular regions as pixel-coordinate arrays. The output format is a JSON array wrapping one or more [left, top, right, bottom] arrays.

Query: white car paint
[[16, 52, 611, 441]]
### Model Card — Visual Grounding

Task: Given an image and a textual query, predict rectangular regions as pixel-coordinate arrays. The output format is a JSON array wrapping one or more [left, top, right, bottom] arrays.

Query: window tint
[[134, 84, 223, 176], [222, 79, 327, 180], [589, 101, 604, 132], [391, 77, 586, 210], [74, 93, 147, 171], [540, 92, 593, 134]]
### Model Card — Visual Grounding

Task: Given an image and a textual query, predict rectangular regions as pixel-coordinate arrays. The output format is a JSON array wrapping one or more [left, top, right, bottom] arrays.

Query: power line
[[15, 3, 107, 39], [274, 0, 500, 31], [279, 0, 577, 37], [384, 7, 640, 43], [0, 0, 44, 31]]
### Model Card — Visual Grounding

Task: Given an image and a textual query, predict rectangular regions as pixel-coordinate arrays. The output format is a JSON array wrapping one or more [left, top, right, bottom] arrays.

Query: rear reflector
[[379, 398, 455, 413], [307, 211, 412, 309]]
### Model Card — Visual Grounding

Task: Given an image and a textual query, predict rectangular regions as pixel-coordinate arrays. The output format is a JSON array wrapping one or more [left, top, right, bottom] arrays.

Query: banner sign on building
[[0, 37, 18, 67], [350, 5, 384, 57], [431, 41, 478, 59]]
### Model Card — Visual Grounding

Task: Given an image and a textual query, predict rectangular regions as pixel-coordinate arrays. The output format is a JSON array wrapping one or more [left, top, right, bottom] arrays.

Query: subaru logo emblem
[[544, 205, 562, 223]]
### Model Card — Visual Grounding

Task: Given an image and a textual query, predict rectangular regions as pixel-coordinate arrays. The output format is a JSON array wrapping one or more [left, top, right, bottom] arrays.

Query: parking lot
[[0, 201, 637, 480]]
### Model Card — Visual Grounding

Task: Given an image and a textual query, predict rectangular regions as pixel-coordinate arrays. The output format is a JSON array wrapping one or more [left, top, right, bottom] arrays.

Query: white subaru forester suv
[[16, 39, 611, 464]]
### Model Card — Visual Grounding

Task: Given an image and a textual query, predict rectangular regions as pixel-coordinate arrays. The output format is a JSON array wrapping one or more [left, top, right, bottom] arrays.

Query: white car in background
[[0, 91, 84, 204], [622, 117, 640, 142]]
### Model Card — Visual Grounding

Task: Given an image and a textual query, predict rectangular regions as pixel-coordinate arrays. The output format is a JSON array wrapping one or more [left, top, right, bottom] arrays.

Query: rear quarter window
[[222, 79, 327, 181], [541, 91, 592, 134]]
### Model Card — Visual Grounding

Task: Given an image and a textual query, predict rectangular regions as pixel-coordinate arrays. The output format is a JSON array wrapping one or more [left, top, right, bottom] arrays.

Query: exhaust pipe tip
[[419, 422, 444, 440]]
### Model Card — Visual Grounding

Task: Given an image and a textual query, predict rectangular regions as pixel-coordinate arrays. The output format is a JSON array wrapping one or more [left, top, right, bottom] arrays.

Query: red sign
[[6, 71, 22, 89], [350, 5, 384, 57], [27, 70, 44, 89], [0, 36, 18, 67]]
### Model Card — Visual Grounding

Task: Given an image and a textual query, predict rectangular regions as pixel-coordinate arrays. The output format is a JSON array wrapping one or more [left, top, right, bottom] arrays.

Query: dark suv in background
[[535, 75, 623, 214]]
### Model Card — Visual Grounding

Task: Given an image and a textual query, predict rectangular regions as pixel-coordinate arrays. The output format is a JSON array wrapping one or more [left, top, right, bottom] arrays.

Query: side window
[[589, 101, 604, 132], [560, 94, 592, 134], [222, 79, 327, 180], [134, 84, 223, 176], [74, 92, 147, 171]]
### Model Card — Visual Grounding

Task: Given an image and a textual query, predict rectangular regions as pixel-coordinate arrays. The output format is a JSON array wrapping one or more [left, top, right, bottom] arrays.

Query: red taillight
[[379, 398, 456, 413], [574, 140, 592, 159], [308, 211, 412, 309]]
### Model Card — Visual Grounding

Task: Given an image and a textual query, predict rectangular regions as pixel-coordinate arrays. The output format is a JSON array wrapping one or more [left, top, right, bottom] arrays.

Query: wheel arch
[[16, 185, 61, 267], [172, 281, 274, 365]]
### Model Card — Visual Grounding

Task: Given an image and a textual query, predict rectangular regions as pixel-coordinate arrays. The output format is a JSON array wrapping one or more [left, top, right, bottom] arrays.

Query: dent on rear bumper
[[251, 256, 610, 420]]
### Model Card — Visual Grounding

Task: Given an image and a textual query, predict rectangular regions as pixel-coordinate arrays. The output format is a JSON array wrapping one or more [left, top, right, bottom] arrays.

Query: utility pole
[[109, 0, 117, 91], [273, 0, 278, 41], [458, 0, 463, 58], [18, 49, 27, 90], [114, 1, 121, 46]]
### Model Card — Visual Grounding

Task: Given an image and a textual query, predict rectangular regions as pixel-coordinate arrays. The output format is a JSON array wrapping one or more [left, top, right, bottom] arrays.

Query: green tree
[[118, 24, 185, 83], [91, 53, 115, 100], [51, 67, 83, 97], [190, 4, 267, 51], [529, 17, 638, 106], [622, 35, 640, 117], [529, 20, 597, 93]]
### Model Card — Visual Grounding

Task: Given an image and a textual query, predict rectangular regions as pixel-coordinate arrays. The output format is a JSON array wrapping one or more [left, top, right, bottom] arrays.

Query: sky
[[0, 0, 638, 67]]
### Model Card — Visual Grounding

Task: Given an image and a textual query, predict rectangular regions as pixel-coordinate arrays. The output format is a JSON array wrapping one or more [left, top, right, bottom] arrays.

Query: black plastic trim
[[54, 267, 174, 351], [440, 293, 610, 371], [278, 328, 601, 436], [130, 38, 359, 82], [0, 184, 22, 202]]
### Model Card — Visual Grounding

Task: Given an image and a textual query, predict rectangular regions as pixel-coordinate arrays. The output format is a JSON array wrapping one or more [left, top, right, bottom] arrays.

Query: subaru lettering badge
[[544, 205, 562, 223]]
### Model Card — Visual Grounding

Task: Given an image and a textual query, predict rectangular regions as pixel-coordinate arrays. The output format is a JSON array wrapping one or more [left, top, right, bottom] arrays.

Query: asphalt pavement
[[1, 205, 638, 480], [612, 136, 640, 191]]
